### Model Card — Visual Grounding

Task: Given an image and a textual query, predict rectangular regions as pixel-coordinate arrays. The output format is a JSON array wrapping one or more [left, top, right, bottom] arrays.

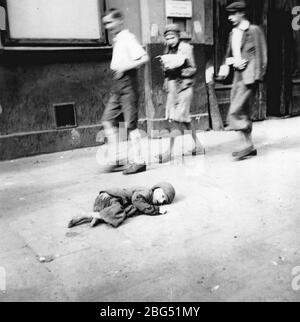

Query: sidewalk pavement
[[0, 117, 300, 302]]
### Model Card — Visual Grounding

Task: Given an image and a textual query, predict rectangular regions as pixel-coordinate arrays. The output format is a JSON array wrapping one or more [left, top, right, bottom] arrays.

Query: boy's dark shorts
[[102, 69, 139, 131]]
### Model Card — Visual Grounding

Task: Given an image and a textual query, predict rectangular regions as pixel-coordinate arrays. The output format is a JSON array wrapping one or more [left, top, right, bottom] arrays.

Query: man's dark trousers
[[227, 70, 257, 134]]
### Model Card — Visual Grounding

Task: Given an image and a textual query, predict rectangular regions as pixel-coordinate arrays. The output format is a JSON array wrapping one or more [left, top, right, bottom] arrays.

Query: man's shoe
[[232, 146, 254, 158], [102, 164, 126, 173], [123, 163, 147, 175], [233, 146, 257, 161]]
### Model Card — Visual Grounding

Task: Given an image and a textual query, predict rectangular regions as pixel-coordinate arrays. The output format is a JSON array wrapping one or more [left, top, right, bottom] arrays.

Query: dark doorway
[[267, 0, 300, 116]]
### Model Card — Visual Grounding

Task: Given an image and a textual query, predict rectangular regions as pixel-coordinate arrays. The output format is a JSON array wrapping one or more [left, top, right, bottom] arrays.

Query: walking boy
[[102, 9, 149, 174]]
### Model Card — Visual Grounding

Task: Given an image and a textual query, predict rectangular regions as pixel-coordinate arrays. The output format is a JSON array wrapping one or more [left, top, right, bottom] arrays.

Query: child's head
[[152, 183, 176, 205], [103, 8, 124, 34], [164, 24, 180, 48]]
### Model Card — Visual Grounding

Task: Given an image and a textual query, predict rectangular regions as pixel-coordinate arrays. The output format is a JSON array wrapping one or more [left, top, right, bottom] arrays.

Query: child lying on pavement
[[68, 182, 176, 229]]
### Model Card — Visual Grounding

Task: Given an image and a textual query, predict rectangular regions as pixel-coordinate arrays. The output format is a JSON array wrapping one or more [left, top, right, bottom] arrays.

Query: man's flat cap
[[226, 1, 247, 12]]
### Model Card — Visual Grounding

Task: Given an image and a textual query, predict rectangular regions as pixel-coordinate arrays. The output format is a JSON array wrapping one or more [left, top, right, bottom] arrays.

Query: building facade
[[0, 0, 299, 160]]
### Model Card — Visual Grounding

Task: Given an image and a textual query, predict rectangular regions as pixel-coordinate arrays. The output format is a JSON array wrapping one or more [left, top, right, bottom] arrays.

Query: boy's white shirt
[[110, 29, 147, 72]]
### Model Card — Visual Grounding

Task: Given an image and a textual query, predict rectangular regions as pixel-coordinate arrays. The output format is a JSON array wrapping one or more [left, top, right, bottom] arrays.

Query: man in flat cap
[[218, 1, 267, 160]]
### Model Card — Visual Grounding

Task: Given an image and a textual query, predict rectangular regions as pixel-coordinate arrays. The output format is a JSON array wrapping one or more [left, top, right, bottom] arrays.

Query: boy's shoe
[[102, 164, 126, 173], [123, 163, 147, 175], [102, 158, 128, 173], [233, 146, 257, 161]]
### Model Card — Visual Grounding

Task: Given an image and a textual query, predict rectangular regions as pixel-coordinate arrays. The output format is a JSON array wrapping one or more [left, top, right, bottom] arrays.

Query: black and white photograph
[[0, 0, 300, 305]]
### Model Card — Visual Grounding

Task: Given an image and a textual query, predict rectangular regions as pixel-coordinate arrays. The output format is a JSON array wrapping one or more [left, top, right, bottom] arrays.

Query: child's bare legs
[[159, 134, 177, 163], [190, 126, 205, 155], [161, 123, 204, 162], [68, 212, 103, 228]]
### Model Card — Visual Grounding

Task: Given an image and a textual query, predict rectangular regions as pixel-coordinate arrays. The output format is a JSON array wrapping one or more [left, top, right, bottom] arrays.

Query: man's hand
[[233, 59, 248, 71]]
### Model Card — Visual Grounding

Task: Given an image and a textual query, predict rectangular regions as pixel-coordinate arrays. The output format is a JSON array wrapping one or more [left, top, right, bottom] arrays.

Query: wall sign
[[166, 1, 193, 18]]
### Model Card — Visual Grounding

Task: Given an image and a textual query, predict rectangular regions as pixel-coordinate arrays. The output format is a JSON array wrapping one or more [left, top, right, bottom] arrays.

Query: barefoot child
[[68, 182, 176, 229], [156, 24, 205, 163]]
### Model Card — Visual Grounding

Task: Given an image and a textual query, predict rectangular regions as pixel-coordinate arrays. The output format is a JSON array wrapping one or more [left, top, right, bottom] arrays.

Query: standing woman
[[158, 24, 205, 163]]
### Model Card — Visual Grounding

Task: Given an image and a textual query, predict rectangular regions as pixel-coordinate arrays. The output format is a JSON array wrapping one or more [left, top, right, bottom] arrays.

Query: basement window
[[54, 103, 77, 129]]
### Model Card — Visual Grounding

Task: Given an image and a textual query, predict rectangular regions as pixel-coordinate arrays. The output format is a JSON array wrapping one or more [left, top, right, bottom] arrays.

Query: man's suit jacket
[[226, 24, 268, 85]]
